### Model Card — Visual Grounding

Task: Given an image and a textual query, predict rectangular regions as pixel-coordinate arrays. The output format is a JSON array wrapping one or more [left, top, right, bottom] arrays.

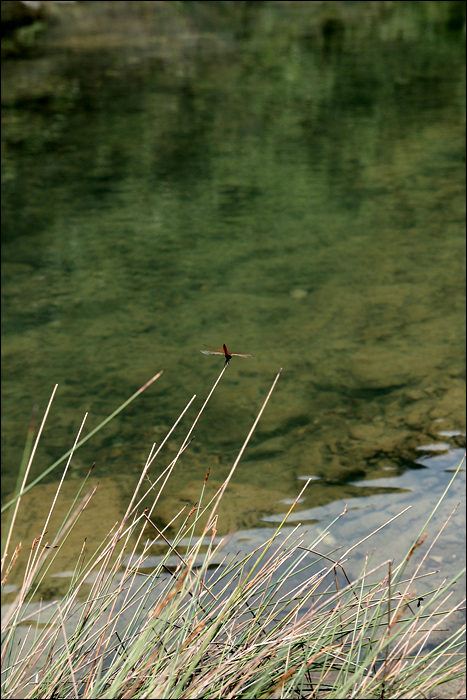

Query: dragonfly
[[201, 343, 255, 366]]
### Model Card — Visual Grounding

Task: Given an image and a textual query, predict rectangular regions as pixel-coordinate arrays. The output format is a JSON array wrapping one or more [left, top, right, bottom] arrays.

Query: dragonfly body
[[201, 343, 254, 365]]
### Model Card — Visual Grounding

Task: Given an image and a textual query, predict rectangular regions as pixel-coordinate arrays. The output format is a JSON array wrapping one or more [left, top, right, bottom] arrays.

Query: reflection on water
[[1, 2, 465, 597]]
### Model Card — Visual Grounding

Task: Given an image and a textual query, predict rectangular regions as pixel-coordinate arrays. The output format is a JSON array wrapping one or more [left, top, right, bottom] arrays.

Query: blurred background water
[[1, 1, 465, 600]]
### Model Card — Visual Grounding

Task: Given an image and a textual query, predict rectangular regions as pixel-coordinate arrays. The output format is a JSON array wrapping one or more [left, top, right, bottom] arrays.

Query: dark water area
[[1, 2, 465, 597]]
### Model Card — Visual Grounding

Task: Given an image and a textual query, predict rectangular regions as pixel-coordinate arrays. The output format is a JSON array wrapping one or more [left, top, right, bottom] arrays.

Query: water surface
[[1, 2, 465, 598]]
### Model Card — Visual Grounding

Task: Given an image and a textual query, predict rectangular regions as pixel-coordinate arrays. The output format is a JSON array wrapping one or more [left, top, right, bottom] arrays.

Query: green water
[[1, 3, 465, 570]]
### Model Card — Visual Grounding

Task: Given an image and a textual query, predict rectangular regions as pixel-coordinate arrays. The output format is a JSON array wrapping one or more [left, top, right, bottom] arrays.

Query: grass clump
[[1, 364, 465, 698]]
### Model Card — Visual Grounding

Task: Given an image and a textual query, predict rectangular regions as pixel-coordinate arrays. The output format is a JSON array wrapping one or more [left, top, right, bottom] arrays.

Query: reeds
[[1, 365, 465, 698]]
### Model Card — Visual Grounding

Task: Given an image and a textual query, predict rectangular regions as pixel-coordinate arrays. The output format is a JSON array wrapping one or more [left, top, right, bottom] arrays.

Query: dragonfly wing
[[201, 345, 254, 359]]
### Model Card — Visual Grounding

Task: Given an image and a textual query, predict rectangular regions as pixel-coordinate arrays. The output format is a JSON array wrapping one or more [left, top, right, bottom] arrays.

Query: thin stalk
[[1, 371, 163, 513]]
